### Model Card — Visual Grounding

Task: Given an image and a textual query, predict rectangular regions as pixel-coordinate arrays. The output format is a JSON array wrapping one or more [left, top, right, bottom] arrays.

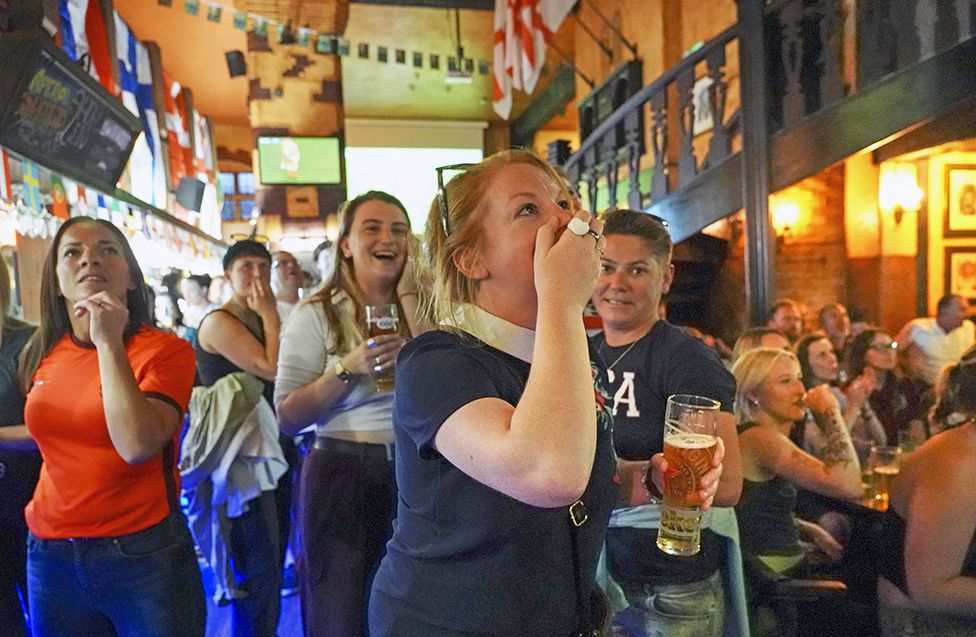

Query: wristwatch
[[334, 361, 354, 383]]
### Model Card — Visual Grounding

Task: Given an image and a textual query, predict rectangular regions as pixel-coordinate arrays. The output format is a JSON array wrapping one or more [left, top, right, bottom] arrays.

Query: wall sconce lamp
[[879, 161, 923, 224], [771, 198, 801, 248]]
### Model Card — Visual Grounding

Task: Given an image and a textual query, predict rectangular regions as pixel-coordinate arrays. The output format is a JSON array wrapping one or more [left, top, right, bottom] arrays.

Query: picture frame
[[943, 164, 976, 237], [944, 247, 976, 302]]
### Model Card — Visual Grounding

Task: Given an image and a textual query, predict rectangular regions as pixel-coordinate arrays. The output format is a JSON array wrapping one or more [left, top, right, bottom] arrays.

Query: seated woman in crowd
[[275, 191, 424, 637], [732, 347, 862, 575], [368, 150, 723, 636], [731, 327, 790, 364], [18, 217, 204, 636], [847, 328, 929, 445], [796, 334, 887, 459], [877, 359, 976, 636]]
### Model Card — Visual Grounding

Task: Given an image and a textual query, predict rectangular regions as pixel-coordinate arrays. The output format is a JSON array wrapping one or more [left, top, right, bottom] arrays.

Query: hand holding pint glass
[[365, 304, 399, 392], [656, 394, 720, 556]]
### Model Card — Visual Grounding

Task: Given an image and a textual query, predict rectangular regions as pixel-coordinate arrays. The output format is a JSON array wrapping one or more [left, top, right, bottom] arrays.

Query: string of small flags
[[155, 0, 491, 76]]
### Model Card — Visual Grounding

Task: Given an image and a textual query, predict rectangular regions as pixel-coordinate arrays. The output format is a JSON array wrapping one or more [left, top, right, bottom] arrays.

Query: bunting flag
[[193, 110, 215, 181], [22, 160, 41, 211], [233, 11, 246, 29], [115, 13, 168, 208], [206, 4, 221, 23], [50, 175, 69, 219], [163, 70, 193, 188], [0, 148, 11, 203], [492, 0, 575, 119], [58, 0, 116, 94]]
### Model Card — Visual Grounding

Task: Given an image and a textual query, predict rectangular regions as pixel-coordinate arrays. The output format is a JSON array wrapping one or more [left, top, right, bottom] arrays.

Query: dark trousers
[[276, 434, 298, 572], [299, 442, 396, 637], [228, 489, 282, 637], [0, 517, 29, 636], [26, 513, 206, 637]]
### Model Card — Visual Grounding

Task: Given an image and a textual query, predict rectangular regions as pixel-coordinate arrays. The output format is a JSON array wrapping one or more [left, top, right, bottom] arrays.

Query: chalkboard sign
[[0, 32, 141, 193]]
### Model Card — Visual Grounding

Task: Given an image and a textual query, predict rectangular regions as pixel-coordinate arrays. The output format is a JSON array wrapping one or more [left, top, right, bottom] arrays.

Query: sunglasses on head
[[869, 341, 898, 352], [436, 163, 475, 236]]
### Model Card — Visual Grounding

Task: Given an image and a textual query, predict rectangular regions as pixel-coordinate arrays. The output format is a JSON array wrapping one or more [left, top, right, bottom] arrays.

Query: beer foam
[[873, 466, 899, 476], [664, 432, 715, 449]]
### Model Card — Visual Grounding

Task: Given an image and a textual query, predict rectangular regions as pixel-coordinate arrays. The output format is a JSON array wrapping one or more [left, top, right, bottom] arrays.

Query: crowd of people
[[0, 148, 975, 637]]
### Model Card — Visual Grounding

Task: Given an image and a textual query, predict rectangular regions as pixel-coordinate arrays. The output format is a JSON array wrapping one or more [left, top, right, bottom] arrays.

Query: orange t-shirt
[[24, 327, 195, 539]]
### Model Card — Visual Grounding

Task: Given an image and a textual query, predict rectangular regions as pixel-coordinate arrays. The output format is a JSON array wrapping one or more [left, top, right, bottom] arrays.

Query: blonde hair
[[423, 149, 569, 329], [731, 347, 800, 423]]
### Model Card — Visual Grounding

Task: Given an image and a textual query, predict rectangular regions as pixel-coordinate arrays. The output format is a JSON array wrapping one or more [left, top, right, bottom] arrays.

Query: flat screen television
[[257, 136, 342, 185]]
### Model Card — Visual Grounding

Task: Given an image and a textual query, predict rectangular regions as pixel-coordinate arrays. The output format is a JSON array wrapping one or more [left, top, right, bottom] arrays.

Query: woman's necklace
[[602, 338, 640, 373]]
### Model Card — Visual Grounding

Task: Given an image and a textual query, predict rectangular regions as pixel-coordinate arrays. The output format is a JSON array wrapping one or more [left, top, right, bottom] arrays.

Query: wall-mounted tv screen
[[257, 136, 342, 185]]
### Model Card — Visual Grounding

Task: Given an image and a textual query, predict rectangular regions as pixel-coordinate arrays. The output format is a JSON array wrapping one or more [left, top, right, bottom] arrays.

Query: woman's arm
[[0, 425, 36, 451], [198, 308, 280, 381], [80, 293, 186, 465], [744, 391, 862, 499]]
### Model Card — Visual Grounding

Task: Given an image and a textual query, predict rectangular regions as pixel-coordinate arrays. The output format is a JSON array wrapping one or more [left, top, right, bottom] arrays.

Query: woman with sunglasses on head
[[848, 329, 931, 445], [17, 217, 204, 636], [367, 150, 721, 636], [275, 191, 423, 637]]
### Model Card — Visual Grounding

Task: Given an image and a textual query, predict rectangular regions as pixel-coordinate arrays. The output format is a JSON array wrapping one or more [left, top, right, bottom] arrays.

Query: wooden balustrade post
[[737, 0, 775, 325]]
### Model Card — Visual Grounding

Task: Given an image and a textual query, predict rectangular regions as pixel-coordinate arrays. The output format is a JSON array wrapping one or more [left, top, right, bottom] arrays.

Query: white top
[[276, 300, 297, 324], [905, 317, 975, 385], [444, 303, 535, 363], [274, 291, 394, 435]]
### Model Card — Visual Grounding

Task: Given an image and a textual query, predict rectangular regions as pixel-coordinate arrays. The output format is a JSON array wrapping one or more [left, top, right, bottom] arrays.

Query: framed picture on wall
[[944, 164, 976, 237], [945, 247, 976, 302]]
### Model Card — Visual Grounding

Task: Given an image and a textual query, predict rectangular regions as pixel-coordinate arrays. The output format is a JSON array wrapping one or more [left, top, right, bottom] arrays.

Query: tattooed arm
[[741, 385, 863, 499]]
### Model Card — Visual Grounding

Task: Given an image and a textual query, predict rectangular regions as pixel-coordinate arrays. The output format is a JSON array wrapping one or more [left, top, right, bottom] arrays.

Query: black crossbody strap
[[568, 499, 593, 637]]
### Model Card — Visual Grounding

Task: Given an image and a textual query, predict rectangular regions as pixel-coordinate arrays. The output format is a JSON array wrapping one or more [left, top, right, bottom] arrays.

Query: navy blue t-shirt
[[370, 330, 619, 636], [591, 320, 736, 585]]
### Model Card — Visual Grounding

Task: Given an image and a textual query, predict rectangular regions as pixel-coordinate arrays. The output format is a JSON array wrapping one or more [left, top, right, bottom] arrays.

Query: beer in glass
[[656, 394, 719, 556], [365, 304, 399, 392], [868, 445, 901, 509]]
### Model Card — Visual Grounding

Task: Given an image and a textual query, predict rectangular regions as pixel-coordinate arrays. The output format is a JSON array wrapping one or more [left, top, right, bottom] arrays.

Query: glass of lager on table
[[365, 304, 399, 392], [868, 445, 902, 509], [656, 394, 719, 556]]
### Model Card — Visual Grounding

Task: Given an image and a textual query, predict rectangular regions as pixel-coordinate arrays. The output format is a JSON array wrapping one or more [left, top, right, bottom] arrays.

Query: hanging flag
[[58, 0, 116, 94], [193, 110, 215, 183], [96, 194, 110, 220], [233, 11, 246, 29], [296, 27, 311, 47], [22, 160, 41, 211], [0, 148, 11, 203], [163, 70, 193, 188], [184, 0, 199, 16], [115, 13, 168, 208], [206, 4, 221, 23], [492, 0, 575, 119], [50, 175, 69, 219], [253, 17, 268, 37]]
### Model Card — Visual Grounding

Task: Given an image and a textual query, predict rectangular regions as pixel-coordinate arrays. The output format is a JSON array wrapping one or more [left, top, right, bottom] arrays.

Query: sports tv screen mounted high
[[257, 136, 342, 185], [0, 32, 141, 194]]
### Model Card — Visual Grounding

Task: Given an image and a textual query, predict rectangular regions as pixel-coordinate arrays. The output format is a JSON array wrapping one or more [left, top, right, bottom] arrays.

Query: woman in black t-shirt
[[368, 150, 723, 636]]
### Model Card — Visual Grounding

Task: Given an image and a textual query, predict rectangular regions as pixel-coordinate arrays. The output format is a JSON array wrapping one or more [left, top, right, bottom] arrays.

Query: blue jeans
[[27, 513, 205, 637], [612, 570, 726, 637]]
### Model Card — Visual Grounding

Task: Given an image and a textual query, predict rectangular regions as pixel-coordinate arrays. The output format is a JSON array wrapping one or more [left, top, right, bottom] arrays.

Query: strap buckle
[[568, 499, 588, 527]]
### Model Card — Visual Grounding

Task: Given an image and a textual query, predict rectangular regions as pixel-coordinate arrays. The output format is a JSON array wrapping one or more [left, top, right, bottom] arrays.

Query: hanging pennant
[[184, 0, 199, 16], [296, 27, 312, 47], [336, 38, 350, 56], [252, 17, 268, 36], [21, 160, 41, 212], [50, 175, 69, 220], [315, 34, 334, 54], [233, 11, 246, 29], [206, 4, 222, 23]]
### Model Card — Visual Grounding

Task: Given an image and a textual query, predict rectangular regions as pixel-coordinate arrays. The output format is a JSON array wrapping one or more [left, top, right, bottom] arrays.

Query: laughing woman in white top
[[274, 191, 425, 637]]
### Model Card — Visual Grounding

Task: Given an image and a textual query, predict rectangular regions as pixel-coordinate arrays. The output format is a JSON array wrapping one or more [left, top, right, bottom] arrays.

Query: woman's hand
[[799, 520, 844, 564], [246, 279, 278, 320], [74, 291, 128, 347], [645, 436, 726, 511], [339, 334, 405, 377], [804, 383, 840, 416], [533, 211, 604, 312], [845, 368, 877, 406]]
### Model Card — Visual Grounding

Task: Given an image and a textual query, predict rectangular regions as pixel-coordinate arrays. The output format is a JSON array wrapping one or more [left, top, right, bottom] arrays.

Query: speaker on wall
[[225, 50, 246, 78], [176, 177, 206, 212]]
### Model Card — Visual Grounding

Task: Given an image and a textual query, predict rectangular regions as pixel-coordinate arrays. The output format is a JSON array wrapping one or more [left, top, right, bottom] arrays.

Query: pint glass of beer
[[868, 445, 901, 509], [656, 394, 719, 556], [365, 304, 399, 392]]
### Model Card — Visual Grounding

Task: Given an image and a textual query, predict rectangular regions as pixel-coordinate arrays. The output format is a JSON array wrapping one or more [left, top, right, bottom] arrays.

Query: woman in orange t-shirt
[[19, 217, 204, 637]]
